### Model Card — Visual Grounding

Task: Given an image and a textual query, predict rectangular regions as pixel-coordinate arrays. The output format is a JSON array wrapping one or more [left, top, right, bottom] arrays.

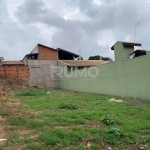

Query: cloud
[[1, 0, 150, 60], [0, 0, 52, 60]]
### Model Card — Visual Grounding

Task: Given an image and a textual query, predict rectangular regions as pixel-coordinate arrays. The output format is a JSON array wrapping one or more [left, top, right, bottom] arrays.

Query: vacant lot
[[0, 89, 150, 150]]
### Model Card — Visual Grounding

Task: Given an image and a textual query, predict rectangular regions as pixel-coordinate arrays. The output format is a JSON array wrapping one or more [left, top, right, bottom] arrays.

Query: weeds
[[39, 129, 84, 146], [2, 89, 150, 149], [101, 115, 116, 125], [105, 127, 124, 144], [59, 103, 78, 110], [8, 116, 26, 125], [16, 90, 46, 96], [107, 127, 124, 137], [24, 144, 46, 150]]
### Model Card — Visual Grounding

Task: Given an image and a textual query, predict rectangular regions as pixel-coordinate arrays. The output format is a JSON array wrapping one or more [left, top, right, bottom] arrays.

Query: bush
[[107, 127, 124, 138], [104, 127, 124, 145], [8, 116, 26, 125], [59, 103, 78, 110], [16, 90, 46, 96], [101, 115, 116, 125]]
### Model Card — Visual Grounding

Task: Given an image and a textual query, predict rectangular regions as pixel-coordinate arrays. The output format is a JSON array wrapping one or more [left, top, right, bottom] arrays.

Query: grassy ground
[[0, 89, 150, 150]]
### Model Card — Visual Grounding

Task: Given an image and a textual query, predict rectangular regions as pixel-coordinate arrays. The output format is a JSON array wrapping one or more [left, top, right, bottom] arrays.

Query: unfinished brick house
[[22, 44, 80, 88], [23, 44, 79, 65]]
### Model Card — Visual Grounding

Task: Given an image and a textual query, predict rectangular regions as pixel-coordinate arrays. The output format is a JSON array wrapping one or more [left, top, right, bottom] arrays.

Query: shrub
[[8, 116, 26, 125], [16, 90, 46, 96], [107, 127, 124, 138], [101, 115, 116, 125], [59, 103, 78, 110], [104, 127, 124, 144]]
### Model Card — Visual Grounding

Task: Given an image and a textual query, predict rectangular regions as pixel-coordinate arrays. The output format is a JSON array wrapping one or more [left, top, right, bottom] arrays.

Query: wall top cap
[[111, 41, 142, 50], [0, 57, 4, 60]]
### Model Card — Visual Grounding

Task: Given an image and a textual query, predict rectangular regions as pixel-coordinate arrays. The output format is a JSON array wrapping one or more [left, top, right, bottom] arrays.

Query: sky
[[1, 0, 150, 60]]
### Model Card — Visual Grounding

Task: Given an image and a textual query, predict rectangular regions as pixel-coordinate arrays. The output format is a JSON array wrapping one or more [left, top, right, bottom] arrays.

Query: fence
[[0, 66, 28, 79], [58, 42, 150, 100]]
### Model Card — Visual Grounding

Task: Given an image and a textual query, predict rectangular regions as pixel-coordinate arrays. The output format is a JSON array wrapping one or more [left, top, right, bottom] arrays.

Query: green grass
[[1, 89, 150, 149]]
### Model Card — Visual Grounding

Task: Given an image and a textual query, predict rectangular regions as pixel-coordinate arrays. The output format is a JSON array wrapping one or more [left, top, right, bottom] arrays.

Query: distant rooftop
[[111, 41, 142, 50], [57, 48, 79, 58], [61, 60, 107, 67], [38, 44, 79, 58], [0, 57, 4, 61], [2, 61, 24, 66]]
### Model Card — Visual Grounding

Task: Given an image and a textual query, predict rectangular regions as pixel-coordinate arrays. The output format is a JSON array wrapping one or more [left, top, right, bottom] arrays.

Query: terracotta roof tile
[[2, 61, 25, 66], [61, 60, 107, 67]]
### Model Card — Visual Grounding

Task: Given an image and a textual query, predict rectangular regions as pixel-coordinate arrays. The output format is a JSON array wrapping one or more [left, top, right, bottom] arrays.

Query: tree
[[77, 57, 83, 60], [88, 55, 113, 62]]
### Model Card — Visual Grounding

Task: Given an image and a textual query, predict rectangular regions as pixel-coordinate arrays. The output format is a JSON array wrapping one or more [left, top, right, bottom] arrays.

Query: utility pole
[[79, 50, 81, 60], [134, 22, 140, 42]]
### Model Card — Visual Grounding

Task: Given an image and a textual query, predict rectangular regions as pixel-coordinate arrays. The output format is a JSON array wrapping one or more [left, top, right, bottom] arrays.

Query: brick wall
[[39, 45, 58, 60], [0, 66, 28, 79]]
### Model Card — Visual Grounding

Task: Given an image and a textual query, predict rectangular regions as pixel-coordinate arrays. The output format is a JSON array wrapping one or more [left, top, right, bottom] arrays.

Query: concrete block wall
[[28, 60, 58, 88]]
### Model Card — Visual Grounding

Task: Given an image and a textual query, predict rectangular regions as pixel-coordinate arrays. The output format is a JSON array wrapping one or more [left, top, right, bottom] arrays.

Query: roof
[[61, 60, 107, 67], [23, 44, 79, 60], [38, 44, 57, 51], [38, 44, 79, 57], [27, 53, 38, 56], [111, 42, 142, 50], [0, 57, 4, 61], [2, 61, 25, 66], [57, 48, 79, 58], [131, 50, 146, 54]]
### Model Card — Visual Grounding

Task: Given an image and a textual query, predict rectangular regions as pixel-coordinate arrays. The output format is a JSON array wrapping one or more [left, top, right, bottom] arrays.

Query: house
[[23, 44, 79, 65], [1, 61, 25, 66], [62, 60, 107, 70], [0, 43, 107, 88], [0, 56, 24, 66], [22, 44, 80, 88], [0, 57, 28, 79]]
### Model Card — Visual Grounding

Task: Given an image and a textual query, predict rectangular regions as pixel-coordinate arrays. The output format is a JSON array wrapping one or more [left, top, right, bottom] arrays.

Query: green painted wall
[[58, 41, 150, 99]]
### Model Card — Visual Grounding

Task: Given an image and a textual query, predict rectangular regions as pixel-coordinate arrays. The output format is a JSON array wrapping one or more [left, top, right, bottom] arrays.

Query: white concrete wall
[[23, 56, 28, 65], [31, 45, 38, 54], [28, 60, 58, 88]]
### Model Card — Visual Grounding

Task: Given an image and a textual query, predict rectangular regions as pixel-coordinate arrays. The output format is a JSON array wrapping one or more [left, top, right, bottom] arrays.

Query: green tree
[[77, 57, 83, 60], [88, 55, 113, 62]]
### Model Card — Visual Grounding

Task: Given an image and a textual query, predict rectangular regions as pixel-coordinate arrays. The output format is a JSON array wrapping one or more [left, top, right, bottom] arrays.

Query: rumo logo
[[50, 66, 99, 78]]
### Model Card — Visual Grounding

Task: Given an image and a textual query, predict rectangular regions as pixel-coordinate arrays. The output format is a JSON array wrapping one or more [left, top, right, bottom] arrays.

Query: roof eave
[[57, 48, 79, 57], [111, 42, 142, 50]]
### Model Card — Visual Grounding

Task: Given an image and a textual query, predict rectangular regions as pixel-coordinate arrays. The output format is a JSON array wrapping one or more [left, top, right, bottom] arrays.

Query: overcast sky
[[1, 0, 150, 60]]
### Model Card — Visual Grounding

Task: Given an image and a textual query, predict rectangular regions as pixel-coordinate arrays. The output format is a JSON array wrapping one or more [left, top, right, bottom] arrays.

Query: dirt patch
[[6, 101, 21, 107], [0, 116, 7, 122], [127, 102, 148, 107], [0, 78, 27, 92], [0, 85, 7, 100], [86, 121, 103, 128], [129, 144, 148, 150], [0, 92, 6, 100], [0, 126, 6, 146], [55, 125, 71, 129], [18, 129, 39, 139]]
